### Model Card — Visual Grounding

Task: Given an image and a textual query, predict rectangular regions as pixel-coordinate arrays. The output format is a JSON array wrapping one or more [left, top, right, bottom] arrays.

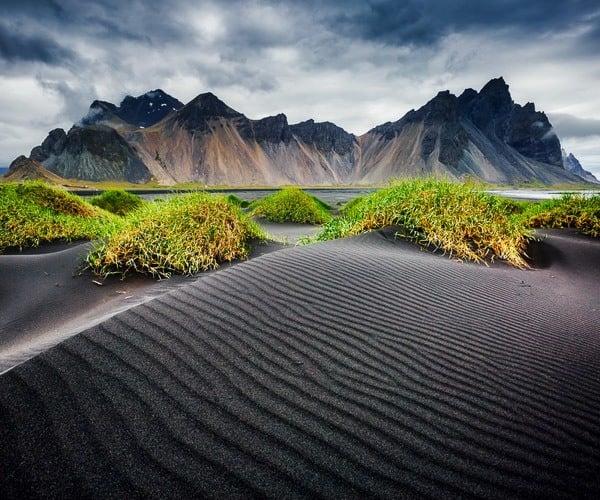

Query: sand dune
[[1, 228, 599, 497]]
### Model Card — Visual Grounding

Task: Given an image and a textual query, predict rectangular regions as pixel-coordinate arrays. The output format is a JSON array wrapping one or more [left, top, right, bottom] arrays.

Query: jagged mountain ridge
[[355, 78, 575, 184], [13, 78, 592, 185], [562, 149, 599, 184]]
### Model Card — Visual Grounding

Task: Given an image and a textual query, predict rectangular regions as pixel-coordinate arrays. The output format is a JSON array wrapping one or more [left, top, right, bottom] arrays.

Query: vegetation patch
[[225, 194, 250, 208], [89, 189, 144, 215], [526, 193, 600, 237], [86, 193, 265, 279], [250, 188, 332, 224], [316, 179, 532, 267], [0, 181, 118, 252]]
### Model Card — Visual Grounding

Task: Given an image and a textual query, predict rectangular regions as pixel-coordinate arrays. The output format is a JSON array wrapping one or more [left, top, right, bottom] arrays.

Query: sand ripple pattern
[[1, 229, 599, 498]]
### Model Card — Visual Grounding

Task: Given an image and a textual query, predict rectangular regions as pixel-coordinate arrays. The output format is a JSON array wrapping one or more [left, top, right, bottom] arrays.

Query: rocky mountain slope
[[10, 79, 593, 185], [562, 149, 599, 184], [355, 78, 582, 184], [4, 156, 67, 183]]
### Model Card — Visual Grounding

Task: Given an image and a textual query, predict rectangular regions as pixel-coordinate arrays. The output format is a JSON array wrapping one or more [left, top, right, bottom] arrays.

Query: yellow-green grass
[[0, 181, 119, 253], [526, 193, 600, 237], [86, 193, 265, 279], [89, 189, 145, 216], [250, 188, 332, 224], [316, 179, 532, 267]]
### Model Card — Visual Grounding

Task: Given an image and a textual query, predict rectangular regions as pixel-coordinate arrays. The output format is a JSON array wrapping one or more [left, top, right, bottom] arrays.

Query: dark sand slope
[[1, 229, 600, 498], [0, 243, 197, 372]]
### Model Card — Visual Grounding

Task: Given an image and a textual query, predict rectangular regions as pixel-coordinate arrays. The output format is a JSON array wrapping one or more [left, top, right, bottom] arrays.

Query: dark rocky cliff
[[458, 77, 563, 167], [30, 126, 151, 183], [30, 128, 68, 162], [252, 114, 293, 144], [290, 119, 356, 155]]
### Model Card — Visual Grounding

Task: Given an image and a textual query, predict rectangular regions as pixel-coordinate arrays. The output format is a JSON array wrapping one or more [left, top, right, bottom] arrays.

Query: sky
[[1, 0, 600, 177]]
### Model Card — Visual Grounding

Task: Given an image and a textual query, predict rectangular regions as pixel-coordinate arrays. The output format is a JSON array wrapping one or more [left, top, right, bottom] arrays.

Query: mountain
[[80, 89, 184, 129], [356, 78, 573, 184], [562, 149, 599, 184], [17, 79, 587, 185], [29, 126, 151, 183], [4, 156, 67, 183], [122, 92, 358, 185]]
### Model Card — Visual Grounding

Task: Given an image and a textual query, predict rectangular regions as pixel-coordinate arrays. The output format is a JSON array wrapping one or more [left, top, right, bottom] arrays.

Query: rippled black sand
[[1, 229, 599, 498]]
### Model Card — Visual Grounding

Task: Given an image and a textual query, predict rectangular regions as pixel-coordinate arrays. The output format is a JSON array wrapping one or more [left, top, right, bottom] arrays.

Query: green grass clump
[[309, 195, 333, 212], [0, 181, 118, 252], [250, 188, 332, 224], [526, 193, 600, 237], [225, 194, 250, 208], [86, 193, 265, 279], [89, 189, 144, 215], [316, 179, 532, 267], [340, 195, 365, 213]]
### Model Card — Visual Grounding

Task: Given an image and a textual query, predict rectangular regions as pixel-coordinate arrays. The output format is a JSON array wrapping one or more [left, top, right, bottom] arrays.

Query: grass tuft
[[526, 193, 600, 237], [250, 188, 332, 224], [86, 193, 265, 279], [89, 189, 144, 216], [225, 194, 250, 209], [316, 179, 532, 267], [0, 181, 118, 252]]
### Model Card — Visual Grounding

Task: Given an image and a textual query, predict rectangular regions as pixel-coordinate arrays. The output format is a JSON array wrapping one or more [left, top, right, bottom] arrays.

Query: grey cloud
[[549, 113, 600, 139], [36, 77, 99, 123], [1, 0, 66, 20], [294, 0, 600, 47], [77, 1, 194, 45], [0, 24, 77, 65], [194, 61, 278, 93], [85, 17, 152, 43]]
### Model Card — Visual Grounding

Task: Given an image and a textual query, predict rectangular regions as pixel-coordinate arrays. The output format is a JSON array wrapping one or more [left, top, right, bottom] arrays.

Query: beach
[[1, 226, 599, 497]]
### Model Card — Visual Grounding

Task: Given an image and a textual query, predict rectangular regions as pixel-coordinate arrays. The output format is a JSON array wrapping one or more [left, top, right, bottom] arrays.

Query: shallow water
[[486, 189, 600, 200], [132, 188, 377, 205]]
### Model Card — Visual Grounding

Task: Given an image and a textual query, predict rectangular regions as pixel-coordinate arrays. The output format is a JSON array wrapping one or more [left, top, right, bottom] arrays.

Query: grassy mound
[[526, 193, 600, 237], [89, 189, 144, 215], [0, 181, 118, 252], [225, 194, 250, 209], [86, 193, 265, 279], [250, 188, 331, 224], [317, 179, 532, 267]]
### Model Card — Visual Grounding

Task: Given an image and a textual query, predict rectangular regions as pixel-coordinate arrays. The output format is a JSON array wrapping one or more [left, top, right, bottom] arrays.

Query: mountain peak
[[117, 90, 184, 127], [144, 89, 169, 98], [480, 76, 508, 93], [79, 90, 183, 128], [174, 92, 246, 133], [478, 77, 512, 114], [185, 92, 241, 116], [562, 149, 600, 183]]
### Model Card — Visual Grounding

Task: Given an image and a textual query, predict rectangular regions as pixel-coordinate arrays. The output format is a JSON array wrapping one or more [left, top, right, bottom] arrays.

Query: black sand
[[1, 228, 599, 498]]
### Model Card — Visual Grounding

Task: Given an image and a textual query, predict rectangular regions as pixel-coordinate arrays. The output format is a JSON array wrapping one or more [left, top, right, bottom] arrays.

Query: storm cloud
[[0, 24, 76, 65], [1, 0, 599, 175]]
